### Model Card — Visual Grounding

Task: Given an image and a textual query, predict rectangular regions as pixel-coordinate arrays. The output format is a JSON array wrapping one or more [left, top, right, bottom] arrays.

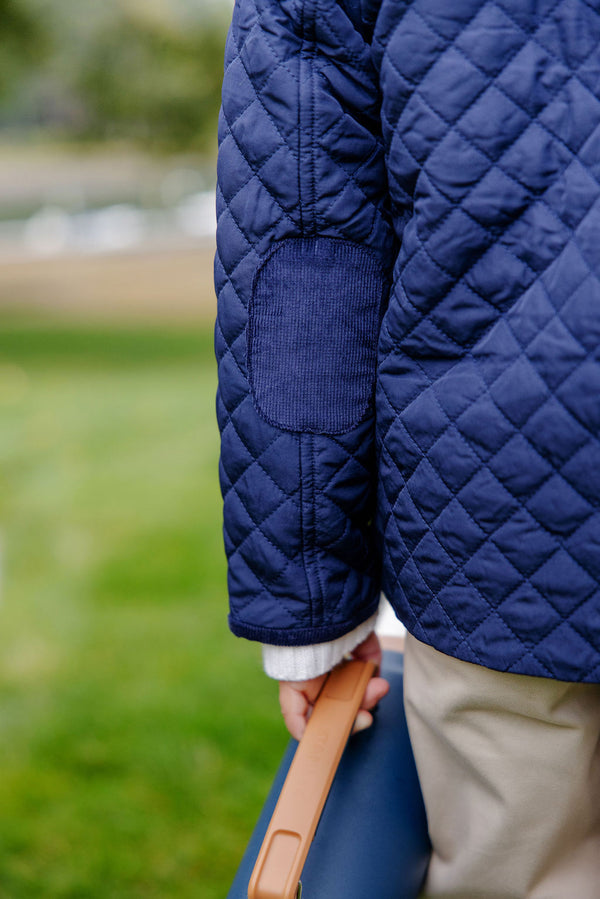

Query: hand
[[278, 632, 390, 741]]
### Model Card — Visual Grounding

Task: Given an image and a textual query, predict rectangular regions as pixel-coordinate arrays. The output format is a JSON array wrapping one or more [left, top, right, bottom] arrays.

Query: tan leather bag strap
[[248, 659, 375, 899]]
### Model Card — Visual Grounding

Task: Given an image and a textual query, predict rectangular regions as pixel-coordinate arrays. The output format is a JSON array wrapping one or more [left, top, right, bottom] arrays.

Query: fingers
[[279, 682, 309, 741], [278, 656, 391, 742], [351, 675, 390, 735], [350, 631, 382, 670], [279, 675, 327, 741], [352, 709, 373, 734], [362, 674, 390, 710], [348, 633, 388, 735]]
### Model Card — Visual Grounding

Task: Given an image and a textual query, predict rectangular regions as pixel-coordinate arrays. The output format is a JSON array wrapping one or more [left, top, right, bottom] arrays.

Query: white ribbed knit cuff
[[262, 613, 379, 681]]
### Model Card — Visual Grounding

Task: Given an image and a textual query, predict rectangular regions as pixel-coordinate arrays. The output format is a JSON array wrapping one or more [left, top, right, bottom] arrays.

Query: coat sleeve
[[215, 0, 395, 646]]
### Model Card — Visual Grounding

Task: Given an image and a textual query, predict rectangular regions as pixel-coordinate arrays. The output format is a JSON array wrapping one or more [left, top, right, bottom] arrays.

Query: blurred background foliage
[[0, 2, 288, 897], [0, 0, 227, 152]]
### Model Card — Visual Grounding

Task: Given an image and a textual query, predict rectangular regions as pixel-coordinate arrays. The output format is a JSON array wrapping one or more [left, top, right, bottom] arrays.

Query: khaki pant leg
[[403, 633, 600, 899]]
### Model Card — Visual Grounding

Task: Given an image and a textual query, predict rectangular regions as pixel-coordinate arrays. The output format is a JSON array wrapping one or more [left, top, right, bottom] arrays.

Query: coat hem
[[228, 603, 380, 646]]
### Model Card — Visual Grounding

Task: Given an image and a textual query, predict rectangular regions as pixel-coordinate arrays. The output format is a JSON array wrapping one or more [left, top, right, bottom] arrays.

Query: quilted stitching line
[[215, 221, 260, 302], [326, 432, 373, 480], [225, 554, 297, 619], [408, 185, 598, 435], [300, 14, 389, 237], [219, 0, 600, 668], [377, 14, 483, 219], [311, 435, 327, 617], [432, 12, 600, 215], [318, 2, 375, 68], [381, 489, 482, 659], [316, 103, 385, 163], [298, 0, 305, 230], [300, 446, 378, 627], [381, 73, 581, 351], [216, 374, 249, 431], [315, 467, 372, 537], [382, 425, 556, 673], [380, 6, 600, 671], [301, 428, 376, 562], [381, 299, 599, 673], [215, 203, 257, 289], [310, 82, 386, 240], [298, 434, 315, 625], [215, 321, 249, 393], [379, 0, 485, 124], [221, 501, 304, 602], [502, 522, 600, 675], [447, 12, 600, 285], [295, 0, 382, 244], [218, 167, 383, 633], [468, 278, 595, 522], [381, 432, 557, 673], [299, 435, 321, 620], [496, 0, 600, 116], [463, 50, 600, 177], [477, 270, 599, 504], [523, 250, 600, 441], [577, 0, 600, 19], [309, 0, 317, 234], [230, 13, 307, 179], [314, 143, 384, 243], [384, 2, 600, 247], [246, 9, 305, 89], [376, 118, 598, 456], [413, 223, 531, 341], [220, 103, 298, 231], [215, 307, 244, 370], [218, 6, 389, 375], [223, 486, 300, 581], [216, 127, 295, 217], [378, 238, 599, 624], [313, 446, 376, 557], [377, 0, 599, 362], [507, 596, 599, 678], [378, 0, 527, 169], [221, 420, 296, 499], [396, 100, 593, 285], [377, 183, 600, 459], [393, 247, 594, 522]]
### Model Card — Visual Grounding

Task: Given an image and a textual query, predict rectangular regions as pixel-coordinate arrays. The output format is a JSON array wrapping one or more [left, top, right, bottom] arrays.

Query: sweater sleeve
[[262, 613, 378, 680], [215, 0, 395, 647]]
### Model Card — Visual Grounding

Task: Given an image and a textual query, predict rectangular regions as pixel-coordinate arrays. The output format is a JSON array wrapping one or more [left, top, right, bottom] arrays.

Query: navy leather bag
[[228, 647, 431, 899]]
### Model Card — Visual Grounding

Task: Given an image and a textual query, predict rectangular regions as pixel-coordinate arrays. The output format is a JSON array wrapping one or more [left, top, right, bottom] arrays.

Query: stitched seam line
[[379, 265, 599, 674], [375, 0, 599, 375]]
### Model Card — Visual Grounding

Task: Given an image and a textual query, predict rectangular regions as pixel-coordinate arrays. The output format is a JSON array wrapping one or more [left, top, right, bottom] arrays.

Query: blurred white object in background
[[74, 204, 146, 253], [377, 596, 407, 638], [160, 167, 206, 206], [175, 190, 216, 239], [23, 203, 146, 257], [23, 205, 72, 257], [2, 195, 216, 261]]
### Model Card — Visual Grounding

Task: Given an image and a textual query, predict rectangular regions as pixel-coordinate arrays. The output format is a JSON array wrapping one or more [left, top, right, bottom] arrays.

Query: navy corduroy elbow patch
[[248, 237, 387, 434]]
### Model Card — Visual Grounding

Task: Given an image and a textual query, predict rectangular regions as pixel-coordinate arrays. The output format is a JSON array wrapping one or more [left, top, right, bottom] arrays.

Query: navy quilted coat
[[215, 0, 600, 682]]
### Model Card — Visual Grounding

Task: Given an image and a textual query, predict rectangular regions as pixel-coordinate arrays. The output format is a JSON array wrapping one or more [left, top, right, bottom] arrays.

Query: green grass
[[0, 320, 287, 898]]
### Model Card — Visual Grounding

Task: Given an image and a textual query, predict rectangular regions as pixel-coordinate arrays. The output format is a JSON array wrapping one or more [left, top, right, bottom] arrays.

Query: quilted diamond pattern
[[375, 0, 600, 680], [216, 0, 392, 645], [216, 0, 600, 681]]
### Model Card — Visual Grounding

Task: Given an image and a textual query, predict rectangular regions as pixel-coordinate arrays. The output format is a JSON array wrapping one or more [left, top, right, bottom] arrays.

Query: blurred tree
[[72, 13, 226, 153], [0, 0, 47, 98], [0, 0, 228, 154]]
